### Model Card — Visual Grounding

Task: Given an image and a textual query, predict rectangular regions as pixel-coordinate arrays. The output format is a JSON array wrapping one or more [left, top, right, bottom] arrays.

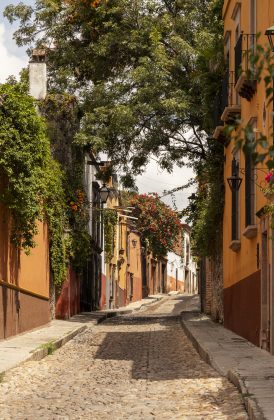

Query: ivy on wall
[[40, 92, 93, 279], [103, 209, 118, 263], [0, 81, 68, 285]]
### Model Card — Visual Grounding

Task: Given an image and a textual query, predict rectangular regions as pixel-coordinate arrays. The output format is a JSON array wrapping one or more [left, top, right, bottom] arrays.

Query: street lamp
[[227, 158, 242, 191], [188, 193, 197, 212], [266, 26, 274, 145], [99, 183, 110, 204]]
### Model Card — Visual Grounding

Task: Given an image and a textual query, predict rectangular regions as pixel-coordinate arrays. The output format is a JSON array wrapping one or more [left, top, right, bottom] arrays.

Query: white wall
[[167, 251, 184, 291], [182, 229, 198, 294]]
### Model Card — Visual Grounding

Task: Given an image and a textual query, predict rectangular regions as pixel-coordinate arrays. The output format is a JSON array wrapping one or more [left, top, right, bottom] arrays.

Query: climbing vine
[[103, 209, 118, 263], [0, 81, 68, 285], [40, 93, 93, 278]]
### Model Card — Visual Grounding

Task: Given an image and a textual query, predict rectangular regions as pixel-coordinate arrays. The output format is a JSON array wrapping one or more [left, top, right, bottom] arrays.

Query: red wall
[[55, 267, 80, 319], [224, 270, 261, 346]]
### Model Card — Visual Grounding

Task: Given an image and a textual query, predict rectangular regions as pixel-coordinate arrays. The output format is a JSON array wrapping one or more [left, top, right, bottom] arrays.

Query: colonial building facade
[[214, 0, 274, 351]]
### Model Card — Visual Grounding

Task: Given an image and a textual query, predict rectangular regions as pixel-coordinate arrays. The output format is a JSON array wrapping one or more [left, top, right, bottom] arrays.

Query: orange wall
[[127, 232, 142, 302], [222, 0, 274, 289], [0, 204, 50, 298], [167, 275, 184, 293]]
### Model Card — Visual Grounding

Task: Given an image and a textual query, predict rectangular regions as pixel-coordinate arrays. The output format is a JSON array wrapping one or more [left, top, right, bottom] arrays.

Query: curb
[[180, 313, 264, 420], [1, 295, 166, 376], [24, 325, 88, 363]]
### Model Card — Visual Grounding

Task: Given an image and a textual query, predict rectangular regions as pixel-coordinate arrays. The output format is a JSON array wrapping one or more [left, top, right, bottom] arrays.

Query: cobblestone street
[[0, 296, 248, 419]]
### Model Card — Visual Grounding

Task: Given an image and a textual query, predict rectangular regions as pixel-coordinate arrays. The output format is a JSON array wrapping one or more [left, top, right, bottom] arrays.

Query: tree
[[130, 193, 182, 257], [4, 0, 224, 185]]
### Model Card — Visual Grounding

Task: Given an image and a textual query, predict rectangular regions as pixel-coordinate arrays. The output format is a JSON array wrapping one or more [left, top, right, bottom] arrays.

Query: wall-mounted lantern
[[227, 157, 242, 191], [99, 183, 110, 204], [265, 26, 274, 52], [131, 239, 138, 248]]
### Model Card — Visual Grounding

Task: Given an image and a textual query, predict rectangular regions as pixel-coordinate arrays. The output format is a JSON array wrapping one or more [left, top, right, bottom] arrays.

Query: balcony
[[213, 94, 225, 141], [235, 34, 256, 101], [221, 70, 241, 123]]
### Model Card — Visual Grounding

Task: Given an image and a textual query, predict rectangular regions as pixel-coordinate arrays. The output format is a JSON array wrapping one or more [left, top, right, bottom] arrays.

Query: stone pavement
[[0, 295, 247, 419], [104, 294, 164, 314], [0, 295, 163, 376], [181, 295, 274, 420]]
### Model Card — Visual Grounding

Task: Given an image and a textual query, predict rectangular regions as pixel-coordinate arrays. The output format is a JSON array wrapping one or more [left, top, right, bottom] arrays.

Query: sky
[[0, 0, 195, 212]]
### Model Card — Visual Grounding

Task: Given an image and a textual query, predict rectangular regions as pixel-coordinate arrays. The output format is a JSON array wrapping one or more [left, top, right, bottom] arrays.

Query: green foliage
[[44, 160, 69, 286], [184, 141, 224, 257], [0, 82, 47, 250], [130, 193, 182, 258], [39, 93, 92, 277], [5, 0, 224, 182], [3, 0, 226, 262], [0, 81, 68, 285], [40, 341, 56, 355], [180, 0, 225, 258], [103, 209, 118, 263]]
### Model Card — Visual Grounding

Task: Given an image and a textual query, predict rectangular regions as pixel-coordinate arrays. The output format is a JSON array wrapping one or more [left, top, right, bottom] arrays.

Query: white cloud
[[136, 160, 195, 211], [135, 130, 196, 210], [0, 23, 27, 83]]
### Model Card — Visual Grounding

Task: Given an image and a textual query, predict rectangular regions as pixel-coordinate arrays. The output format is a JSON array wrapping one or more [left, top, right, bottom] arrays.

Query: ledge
[[229, 240, 241, 252], [213, 126, 224, 139], [242, 225, 258, 239], [235, 73, 256, 102], [221, 105, 241, 123]]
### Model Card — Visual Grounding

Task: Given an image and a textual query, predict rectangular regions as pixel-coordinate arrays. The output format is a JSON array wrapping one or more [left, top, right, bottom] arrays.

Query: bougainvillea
[[265, 172, 274, 185], [130, 193, 182, 258]]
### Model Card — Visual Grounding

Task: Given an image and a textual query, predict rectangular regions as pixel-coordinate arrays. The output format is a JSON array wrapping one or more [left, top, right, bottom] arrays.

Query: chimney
[[29, 49, 47, 100]]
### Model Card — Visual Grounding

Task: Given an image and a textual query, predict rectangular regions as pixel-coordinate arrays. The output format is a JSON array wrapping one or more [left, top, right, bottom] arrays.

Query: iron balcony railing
[[223, 69, 236, 106], [213, 93, 223, 127], [235, 33, 256, 85], [213, 69, 236, 127]]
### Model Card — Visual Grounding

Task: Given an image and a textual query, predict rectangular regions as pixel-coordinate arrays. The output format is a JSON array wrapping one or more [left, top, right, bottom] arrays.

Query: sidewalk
[[181, 295, 274, 420], [104, 293, 164, 314], [0, 294, 163, 376]]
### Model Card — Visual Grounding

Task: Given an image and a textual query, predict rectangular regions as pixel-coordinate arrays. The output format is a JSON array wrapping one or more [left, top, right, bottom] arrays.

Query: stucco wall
[[0, 285, 50, 339], [222, 0, 274, 346]]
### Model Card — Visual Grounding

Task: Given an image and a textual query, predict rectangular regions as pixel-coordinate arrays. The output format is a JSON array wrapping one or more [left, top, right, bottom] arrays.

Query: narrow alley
[[0, 296, 247, 419]]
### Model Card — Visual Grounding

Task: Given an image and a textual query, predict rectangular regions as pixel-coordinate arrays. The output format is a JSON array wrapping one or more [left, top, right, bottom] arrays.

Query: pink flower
[[265, 172, 274, 184]]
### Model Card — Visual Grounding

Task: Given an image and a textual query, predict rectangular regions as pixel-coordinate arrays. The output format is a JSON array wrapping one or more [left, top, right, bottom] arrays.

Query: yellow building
[[216, 0, 274, 351], [103, 184, 143, 309]]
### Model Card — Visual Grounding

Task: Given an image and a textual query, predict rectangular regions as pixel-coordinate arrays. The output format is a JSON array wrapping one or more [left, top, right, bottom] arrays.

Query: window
[[231, 154, 240, 241], [233, 4, 241, 106], [224, 32, 231, 69], [245, 119, 256, 226], [245, 152, 255, 226]]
